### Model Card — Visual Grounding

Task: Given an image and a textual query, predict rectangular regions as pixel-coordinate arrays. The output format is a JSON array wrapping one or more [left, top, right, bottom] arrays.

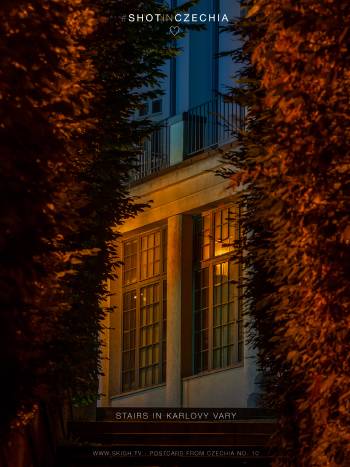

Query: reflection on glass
[[122, 291, 137, 391], [139, 283, 162, 388]]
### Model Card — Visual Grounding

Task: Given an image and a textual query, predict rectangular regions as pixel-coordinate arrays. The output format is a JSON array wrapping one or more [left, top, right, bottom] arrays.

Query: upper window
[[123, 239, 137, 285], [199, 206, 235, 260], [121, 227, 167, 392], [152, 99, 162, 114], [138, 99, 162, 117], [140, 230, 161, 280], [193, 205, 243, 374]]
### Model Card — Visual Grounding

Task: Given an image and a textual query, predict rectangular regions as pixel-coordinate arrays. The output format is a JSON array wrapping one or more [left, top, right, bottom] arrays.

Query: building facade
[[99, 0, 260, 409]]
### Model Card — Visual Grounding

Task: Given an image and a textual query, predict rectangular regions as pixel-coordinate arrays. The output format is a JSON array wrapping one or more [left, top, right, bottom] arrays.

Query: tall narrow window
[[194, 205, 242, 374], [194, 268, 209, 372], [122, 227, 167, 392], [139, 283, 161, 387], [213, 261, 235, 369], [214, 207, 235, 256], [123, 239, 137, 285], [140, 230, 161, 280], [162, 279, 167, 380], [122, 291, 136, 391]]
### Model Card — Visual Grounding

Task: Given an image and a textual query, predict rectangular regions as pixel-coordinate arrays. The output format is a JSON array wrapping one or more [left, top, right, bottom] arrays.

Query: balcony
[[132, 95, 245, 182]]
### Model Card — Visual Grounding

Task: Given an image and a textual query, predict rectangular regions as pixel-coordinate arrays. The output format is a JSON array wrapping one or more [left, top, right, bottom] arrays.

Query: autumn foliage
[[0, 0, 182, 439], [0, 0, 97, 431], [227, 1, 350, 465]]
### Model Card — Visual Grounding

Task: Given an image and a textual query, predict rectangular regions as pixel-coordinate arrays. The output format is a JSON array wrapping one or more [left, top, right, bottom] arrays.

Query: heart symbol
[[170, 26, 180, 37]]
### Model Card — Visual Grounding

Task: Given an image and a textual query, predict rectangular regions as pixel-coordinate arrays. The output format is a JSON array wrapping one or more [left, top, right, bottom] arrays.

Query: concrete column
[[166, 214, 183, 407]]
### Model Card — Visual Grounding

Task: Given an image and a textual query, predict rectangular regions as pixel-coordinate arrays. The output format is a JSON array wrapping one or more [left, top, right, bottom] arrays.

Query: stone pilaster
[[166, 214, 183, 407]]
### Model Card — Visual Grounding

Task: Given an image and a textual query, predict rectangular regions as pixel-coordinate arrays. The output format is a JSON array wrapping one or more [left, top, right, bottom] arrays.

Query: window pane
[[162, 280, 167, 382], [140, 230, 164, 280], [202, 214, 211, 260], [214, 263, 222, 285], [153, 345, 159, 362], [193, 206, 242, 374], [149, 234, 154, 248], [202, 267, 209, 286], [202, 351, 208, 371], [228, 345, 235, 365], [122, 291, 137, 391], [214, 328, 221, 347], [141, 329, 146, 346], [155, 246, 160, 262], [222, 304, 228, 324], [214, 285, 221, 305], [123, 239, 137, 285], [214, 307, 221, 327], [139, 283, 162, 388], [214, 207, 234, 256], [212, 260, 237, 369], [194, 267, 209, 373], [141, 251, 147, 279], [222, 325, 228, 346], [213, 349, 221, 369], [121, 228, 167, 392], [222, 282, 228, 304]]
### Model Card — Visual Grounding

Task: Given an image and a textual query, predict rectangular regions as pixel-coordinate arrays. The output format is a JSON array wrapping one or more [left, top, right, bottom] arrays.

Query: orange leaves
[[319, 374, 337, 395], [340, 225, 350, 244], [68, 7, 97, 38], [287, 350, 299, 363], [229, 0, 350, 465], [246, 4, 262, 18], [0, 0, 102, 436], [10, 404, 39, 430]]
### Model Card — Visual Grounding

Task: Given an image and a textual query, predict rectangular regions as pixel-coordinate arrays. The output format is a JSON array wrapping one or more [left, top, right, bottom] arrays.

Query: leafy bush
[[225, 1, 350, 465]]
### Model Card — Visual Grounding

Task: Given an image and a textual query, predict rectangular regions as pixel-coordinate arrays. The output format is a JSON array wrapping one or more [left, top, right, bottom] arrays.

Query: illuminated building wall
[[99, 0, 260, 409]]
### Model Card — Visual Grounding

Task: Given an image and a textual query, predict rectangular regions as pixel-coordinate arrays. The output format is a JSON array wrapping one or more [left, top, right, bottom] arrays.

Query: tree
[[55, 0, 196, 405], [224, 1, 350, 465], [0, 0, 195, 437], [0, 0, 96, 432]]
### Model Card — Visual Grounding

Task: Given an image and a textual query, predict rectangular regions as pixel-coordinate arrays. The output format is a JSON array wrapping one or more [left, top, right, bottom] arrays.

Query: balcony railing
[[134, 122, 171, 180], [131, 95, 244, 182]]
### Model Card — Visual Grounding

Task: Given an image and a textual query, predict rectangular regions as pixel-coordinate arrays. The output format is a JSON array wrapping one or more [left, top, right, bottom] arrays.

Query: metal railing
[[184, 95, 244, 157], [132, 121, 170, 182], [131, 96, 244, 182]]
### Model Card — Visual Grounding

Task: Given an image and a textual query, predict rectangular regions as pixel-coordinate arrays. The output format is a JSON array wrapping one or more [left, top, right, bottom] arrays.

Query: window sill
[[110, 383, 166, 400], [182, 363, 244, 382], [111, 364, 243, 399]]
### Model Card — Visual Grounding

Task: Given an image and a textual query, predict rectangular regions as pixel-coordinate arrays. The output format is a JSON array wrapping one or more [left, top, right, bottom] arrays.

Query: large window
[[121, 228, 167, 392], [193, 205, 243, 374]]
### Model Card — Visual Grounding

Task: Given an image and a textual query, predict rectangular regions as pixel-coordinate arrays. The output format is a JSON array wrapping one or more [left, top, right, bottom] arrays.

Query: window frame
[[121, 226, 167, 393], [151, 98, 163, 115], [193, 204, 243, 375]]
